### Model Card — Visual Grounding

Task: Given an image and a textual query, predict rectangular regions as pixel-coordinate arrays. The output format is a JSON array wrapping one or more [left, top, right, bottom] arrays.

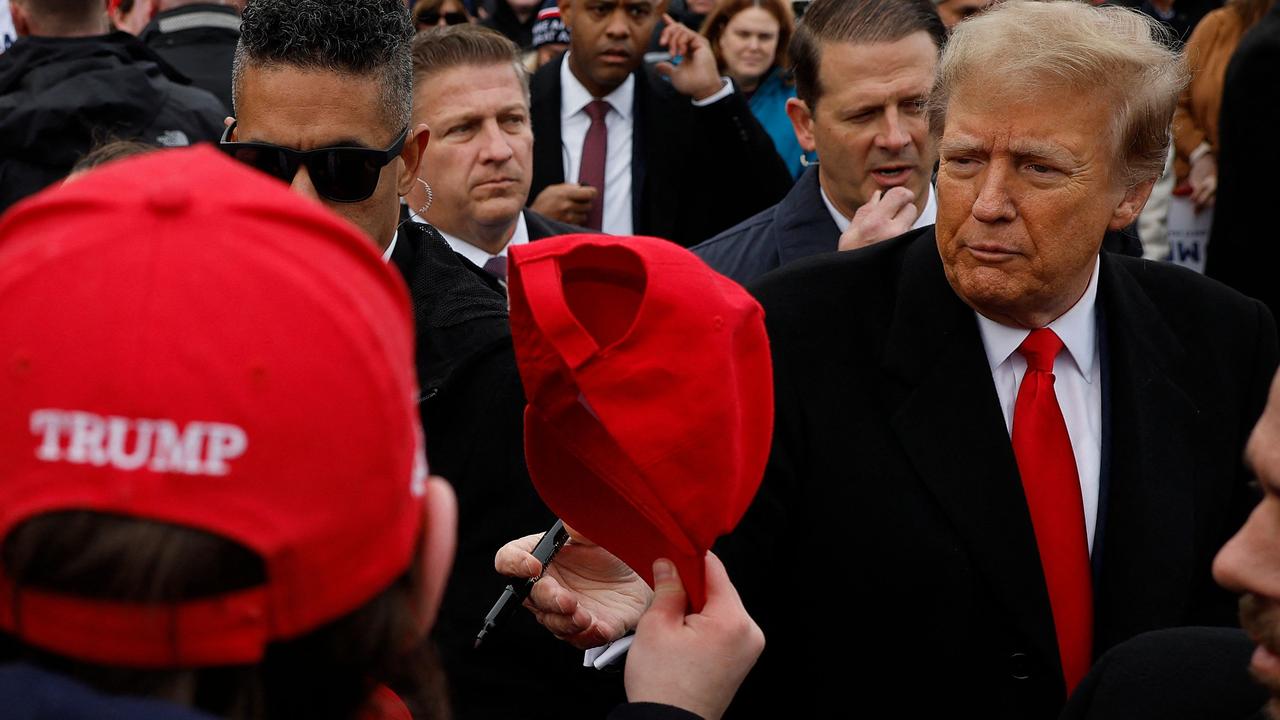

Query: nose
[[479, 121, 516, 163], [971, 161, 1017, 223], [1213, 498, 1273, 595], [875, 107, 912, 153], [288, 163, 322, 203], [604, 6, 630, 37]]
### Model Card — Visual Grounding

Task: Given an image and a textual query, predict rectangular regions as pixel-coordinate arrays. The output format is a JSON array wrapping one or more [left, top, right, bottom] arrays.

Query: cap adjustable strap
[[517, 256, 600, 370], [0, 570, 271, 667]]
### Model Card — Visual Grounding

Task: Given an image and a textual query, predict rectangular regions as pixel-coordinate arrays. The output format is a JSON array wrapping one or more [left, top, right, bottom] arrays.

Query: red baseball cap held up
[[0, 146, 426, 668], [508, 235, 772, 610]]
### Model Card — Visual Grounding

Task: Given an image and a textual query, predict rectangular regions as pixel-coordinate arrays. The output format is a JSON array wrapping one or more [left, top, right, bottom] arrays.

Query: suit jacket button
[[1009, 652, 1032, 680]]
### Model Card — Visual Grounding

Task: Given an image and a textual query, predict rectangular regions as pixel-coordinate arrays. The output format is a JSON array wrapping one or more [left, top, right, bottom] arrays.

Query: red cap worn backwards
[[0, 146, 426, 668], [508, 235, 772, 611]]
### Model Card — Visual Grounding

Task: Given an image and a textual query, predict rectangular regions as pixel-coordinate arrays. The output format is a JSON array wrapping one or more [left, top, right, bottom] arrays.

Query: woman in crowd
[[702, 0, 813, 179], [1172, 0, 1277, 209]]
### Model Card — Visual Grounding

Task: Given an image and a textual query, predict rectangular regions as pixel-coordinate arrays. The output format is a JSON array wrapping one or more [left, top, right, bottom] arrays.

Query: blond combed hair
[[928, 0, 1188, 185]]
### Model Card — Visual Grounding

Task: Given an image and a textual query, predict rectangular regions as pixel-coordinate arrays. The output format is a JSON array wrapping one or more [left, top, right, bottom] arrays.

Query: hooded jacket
[[0, 32, 225, 212]]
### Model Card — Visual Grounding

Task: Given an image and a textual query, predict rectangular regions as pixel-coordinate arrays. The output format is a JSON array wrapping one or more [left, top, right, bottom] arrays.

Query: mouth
[[475, 177, 518, 192], [1252, 643, 1280, 690], [963, 242, 1020, 262], [598, 48, 632, 65], [870, 165, 915, 188]]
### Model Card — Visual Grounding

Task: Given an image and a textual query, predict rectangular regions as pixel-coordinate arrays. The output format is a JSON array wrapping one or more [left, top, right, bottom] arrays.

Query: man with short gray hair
[[504, 2, 1279, 716]]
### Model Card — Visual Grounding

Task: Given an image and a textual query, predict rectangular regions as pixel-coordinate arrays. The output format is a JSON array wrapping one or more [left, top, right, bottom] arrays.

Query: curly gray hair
[[232, 0, 415, 131]]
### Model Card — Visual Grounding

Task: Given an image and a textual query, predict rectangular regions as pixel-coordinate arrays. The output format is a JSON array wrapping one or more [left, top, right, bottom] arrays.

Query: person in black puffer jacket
[[0, 0, 225, 213]]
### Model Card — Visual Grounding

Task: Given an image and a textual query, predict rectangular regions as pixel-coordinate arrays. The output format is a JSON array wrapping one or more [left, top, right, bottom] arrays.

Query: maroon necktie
[[483, 255, 508, 285], [1011, 328, 1093, 693], [578, 99, 611, 231]]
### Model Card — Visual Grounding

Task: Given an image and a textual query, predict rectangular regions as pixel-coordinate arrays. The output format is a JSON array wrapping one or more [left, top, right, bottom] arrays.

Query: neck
[[432, 214, 518, 256], [735, 73, 761, 93], [157, 0, 225, 10], [25, 18, 111, 37]]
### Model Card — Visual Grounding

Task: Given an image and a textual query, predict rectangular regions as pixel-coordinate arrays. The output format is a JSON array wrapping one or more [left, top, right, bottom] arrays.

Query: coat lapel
[[1091, 253, 1200, 650], [881, 233, 1064, 689], [774, 166, 842, 267], [530, 55, 566, 197]]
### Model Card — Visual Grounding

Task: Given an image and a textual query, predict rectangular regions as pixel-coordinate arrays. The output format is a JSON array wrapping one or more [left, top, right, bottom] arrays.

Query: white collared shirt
[[560, 56, 636, 235], [558, 55, 733, 236], [382, 231, 398, 262], [820, 183, 939, 234], [423, 211, 530, 269], [976, 256, 1103, 552]]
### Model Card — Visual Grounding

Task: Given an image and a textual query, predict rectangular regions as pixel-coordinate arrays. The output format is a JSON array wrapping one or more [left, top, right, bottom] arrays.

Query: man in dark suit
[[691, 0, 943, 285], [526, 0, 791, 246], [225, 6, 626, 717], [404, 25, 585, 296], [497, 2, 1278, 717], [1204, 0, 1280, 322]]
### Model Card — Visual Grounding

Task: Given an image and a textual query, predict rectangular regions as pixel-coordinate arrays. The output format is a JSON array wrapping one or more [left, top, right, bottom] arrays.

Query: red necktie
[[578, 99, 610, 231], [1011, 328, 1093, 693]]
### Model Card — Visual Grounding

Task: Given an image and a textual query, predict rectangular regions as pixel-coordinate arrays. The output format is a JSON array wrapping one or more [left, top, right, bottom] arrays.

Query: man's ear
[[397, 123, 431, 198], [785, 97, 817, 154], [557, 0, 573, 29], [11, 0, 31, 36], [1109, 177, 1155, 231], [412, 476, 458, 636]]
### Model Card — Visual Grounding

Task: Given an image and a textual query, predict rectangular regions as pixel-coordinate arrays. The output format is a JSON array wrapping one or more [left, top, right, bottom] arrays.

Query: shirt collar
[[975, 255, 1101, 381], [381, 230, 398, 262], [432, 211, 530, 269], [819, 184, 938, 234], [560, 52, 635, 121]]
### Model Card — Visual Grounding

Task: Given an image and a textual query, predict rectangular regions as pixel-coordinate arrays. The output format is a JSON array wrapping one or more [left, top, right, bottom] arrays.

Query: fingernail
[[653, 559, 674, 582]]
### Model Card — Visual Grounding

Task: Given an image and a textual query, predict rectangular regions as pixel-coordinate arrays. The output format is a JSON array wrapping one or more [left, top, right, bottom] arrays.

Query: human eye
[[626, 3, 651, 18], [587, 2, 611, 18], [501, 113, 528, 130], [446, 121, 476, 137], [1024, 161, 1059, 176], [901, 98, 926, 115]]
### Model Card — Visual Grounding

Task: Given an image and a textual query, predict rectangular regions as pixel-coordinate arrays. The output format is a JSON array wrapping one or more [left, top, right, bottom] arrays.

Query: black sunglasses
[[218, 122, 408, 203], [417, 10, 468, 25]]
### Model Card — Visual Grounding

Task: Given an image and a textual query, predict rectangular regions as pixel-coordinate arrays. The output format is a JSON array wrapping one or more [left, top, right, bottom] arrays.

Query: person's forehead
[[414, 63, 528, 117], [236, 65, 396, 149], [818, 34, 936, 104]]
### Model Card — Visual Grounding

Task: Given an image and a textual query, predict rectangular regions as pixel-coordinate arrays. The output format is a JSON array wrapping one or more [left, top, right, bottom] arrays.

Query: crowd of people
[[2, 0, 1280, 718]]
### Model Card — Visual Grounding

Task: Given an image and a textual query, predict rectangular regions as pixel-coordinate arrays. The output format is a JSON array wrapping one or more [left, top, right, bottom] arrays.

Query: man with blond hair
[[498, 1, 1279, 717]]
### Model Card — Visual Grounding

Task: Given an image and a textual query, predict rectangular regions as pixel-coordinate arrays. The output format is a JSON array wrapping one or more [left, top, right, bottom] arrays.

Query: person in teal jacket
[[702, 0, 815, 178]]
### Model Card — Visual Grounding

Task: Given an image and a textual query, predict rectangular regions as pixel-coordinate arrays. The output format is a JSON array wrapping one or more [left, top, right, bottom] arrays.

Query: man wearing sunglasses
[[223, 3, 620, 719]]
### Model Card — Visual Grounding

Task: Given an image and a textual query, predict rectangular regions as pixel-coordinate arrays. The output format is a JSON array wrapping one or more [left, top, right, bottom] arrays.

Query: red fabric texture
[[0, 146, 426, 667], [578, 100, 611, 231], [1011, 328, 1093, 692], [508, 235, 772, 610]]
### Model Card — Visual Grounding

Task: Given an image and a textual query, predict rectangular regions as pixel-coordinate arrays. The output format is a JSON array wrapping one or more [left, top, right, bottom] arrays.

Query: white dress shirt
[[382, 231, 398, 262], [820, 183, 938, 234], [976, 257, 1103, 552], [560, 57, 636, 236], [418, 211, 530, 268], [559, 55, 734, 236]]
